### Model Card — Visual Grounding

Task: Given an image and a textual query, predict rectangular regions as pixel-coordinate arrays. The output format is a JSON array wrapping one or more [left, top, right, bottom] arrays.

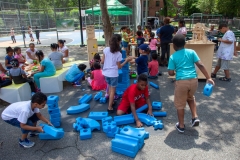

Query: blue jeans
[[4, 113, 39, 134], [122, 41, 129, 48], [105, 76, 118, 87]]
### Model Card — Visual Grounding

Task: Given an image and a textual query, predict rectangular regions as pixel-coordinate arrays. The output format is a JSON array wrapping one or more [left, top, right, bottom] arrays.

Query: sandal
[[219, 77, 231, 82], [211, 73, 216, 78]]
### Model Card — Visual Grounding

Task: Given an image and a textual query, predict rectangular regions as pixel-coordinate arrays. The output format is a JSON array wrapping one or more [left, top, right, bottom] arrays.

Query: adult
[[58, 40, 69, 63], [48, 43, 63, 70], [176, 19, 187, 36], [159, 17, 174, 66], [21, 26, 26, 39], [10, 28, 16, 43], [207, 25, 219, 50], [28, 26, 34, 42], [26, 43, 38, 64], [154, 18, 159, 29], [35, 26, 41, 44], [156, 22, 164, 56]]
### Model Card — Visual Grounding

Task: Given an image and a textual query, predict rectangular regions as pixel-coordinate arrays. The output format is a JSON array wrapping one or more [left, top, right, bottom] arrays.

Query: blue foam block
[[152, 101, 162, 110], [47, 95, 59, 104], [50, 112, 61, 118], [102, 116, 113, 124], [48, 108, 60, 115], [80, 128, 92, 140], [133, 80, 137, 84], [135, 128, 149, 139], [119, 126, 146, 149], [137, 113, 157, 126], [99, 97, 107, 104], [152, 111, 167, 117], [102, 121, 119, 138], [94, 91, 103, 101], [83, 118, 100, 131], [78, 94, 92, 104], [118, 69, 123, 83], [88, 112, 108, 120], [52, 121, 61, 127], [67, 104, 90, 114], [203, 83, 213, 97], [111, 134, 139, 158], [47, 103, 59, 110], [43, 125, 64, 138], [114, 114, 134, 125], [73, 117, 88, 131], [50, 116, 61, 123], [136, 104, 148, 113], [121, 50, 127, 58], [39, 128, 64, 140], [116, 91, 124, 97], [153, 120, 164, 130], [149, 82, 159, 89]]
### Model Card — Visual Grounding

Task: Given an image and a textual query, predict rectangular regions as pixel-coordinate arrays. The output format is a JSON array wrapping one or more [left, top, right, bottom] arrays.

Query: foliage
[[216, 0, 240, 17], [161, 0, 178, 17], [196, 0, 217, 14], [178, 0, 200, 16]]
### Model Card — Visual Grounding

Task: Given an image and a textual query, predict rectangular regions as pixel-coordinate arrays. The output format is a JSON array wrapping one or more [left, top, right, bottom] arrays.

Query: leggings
[[34, 71, 55, 88]]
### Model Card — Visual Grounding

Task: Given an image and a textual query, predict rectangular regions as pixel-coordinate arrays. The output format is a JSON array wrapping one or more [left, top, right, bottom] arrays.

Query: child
[[168, 34, 214, 133], [132, 44, 149, 76], [149, 32, 158, 61], [137, 25, 143, 36], [136, 31, 145, 57], [148, 53, 159, 79], [10, 28, 16, 43], [117, 74, 153, 127], [5, 47, 14, 69], [65, 63, 86, 86], [48, 43, 63, 70], [90, 53, 101, 71], [87, 62, 107, 91], [101, 34, 131, 112], [211, 24, 237, 81], [28, 26, 34, 42], [58, 39, 69, 63], [9, 59, 36, 93], [0, 62, 12, 88], [1, 92, 53, 148], [26, 43, 38, 64], [35, 26, 41, 44], [176, 19, 187, 36], [32, 50, 56, 91], [120, 26, 130, 54], [14, 47, 27, 67]]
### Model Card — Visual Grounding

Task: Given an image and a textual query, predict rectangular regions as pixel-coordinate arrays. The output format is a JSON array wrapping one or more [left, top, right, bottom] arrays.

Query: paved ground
[[0, 46, 240, 160]]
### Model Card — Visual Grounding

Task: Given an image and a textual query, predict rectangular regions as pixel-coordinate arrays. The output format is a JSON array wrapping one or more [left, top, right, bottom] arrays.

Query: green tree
[[178, 0, 200, 16], [216, 0, 240, 17], [161, 0, 177, 17], [197, 0, 217, 14]]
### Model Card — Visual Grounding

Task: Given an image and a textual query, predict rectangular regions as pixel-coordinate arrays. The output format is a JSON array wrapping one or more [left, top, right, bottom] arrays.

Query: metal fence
[[0, 0, 134, 37]]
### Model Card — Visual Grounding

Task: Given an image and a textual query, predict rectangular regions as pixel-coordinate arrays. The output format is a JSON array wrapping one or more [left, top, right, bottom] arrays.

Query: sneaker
[[190, 118, 200, 127], [73, 82, 81, 87], [175, 122, 185, 133], [29, 131, 39, 137], [19, 138, 35, 148]]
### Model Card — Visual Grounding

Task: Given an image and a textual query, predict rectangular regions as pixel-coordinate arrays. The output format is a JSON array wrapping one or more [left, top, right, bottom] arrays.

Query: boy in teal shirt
[[168, 34, 214, 133]]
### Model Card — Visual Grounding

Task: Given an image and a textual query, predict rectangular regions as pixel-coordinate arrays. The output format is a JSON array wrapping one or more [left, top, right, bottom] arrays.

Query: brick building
[[141, 0, 164, 17]]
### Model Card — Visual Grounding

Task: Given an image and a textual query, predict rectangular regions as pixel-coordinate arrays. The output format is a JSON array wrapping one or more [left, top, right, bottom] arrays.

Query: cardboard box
[[87, 38, 98, 60], [86, 25, 95, 39]]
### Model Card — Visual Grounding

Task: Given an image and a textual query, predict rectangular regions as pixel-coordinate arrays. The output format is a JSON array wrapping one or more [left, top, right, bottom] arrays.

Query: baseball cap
[[138, 44, 149, 51]]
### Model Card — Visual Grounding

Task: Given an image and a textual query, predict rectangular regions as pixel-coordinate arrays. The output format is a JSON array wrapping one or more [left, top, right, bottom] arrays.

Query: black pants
[[11, 36, 16, 42], [0, 79, 12, 88], [27, 79, 36, 92], [161, 42, 170, 62]]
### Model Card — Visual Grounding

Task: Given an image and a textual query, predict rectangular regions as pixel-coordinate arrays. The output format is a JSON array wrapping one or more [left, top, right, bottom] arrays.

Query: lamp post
[[78, 0, 85, 47]]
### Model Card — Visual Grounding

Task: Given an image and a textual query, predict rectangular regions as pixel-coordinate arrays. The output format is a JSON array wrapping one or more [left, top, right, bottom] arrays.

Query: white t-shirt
[[26, 48, 37, 61], [176, 27, 187, 35], [58, 46, 69, 57], [1, 101, 40, 124], [102, 47, 122, 77], [29, 28, 32, 34], [10, 29, 15, 36], [217, 30, 236, 60]]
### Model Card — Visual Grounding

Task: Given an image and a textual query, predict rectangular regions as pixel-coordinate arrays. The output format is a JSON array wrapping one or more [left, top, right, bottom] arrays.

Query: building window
[[156, 1, 160, 7], [143, 1, 150, 7]]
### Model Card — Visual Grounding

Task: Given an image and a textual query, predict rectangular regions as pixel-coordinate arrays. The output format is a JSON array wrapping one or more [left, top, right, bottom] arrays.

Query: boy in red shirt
[[117, 74, 153, 127], [148, 53, 159, 79]]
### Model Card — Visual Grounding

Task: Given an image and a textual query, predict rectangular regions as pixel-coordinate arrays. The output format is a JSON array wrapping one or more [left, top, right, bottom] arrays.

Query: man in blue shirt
[[168, 34, 214, 133], [156, 22, 164, 56], [159, 17, 174, 66]]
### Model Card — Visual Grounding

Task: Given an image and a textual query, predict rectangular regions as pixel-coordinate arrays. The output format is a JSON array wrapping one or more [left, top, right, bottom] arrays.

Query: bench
[[40, 60, 89, 94], [0, 83, 31, 103]]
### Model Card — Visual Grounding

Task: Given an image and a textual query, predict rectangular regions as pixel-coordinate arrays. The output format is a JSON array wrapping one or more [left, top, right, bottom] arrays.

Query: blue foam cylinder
[[152, 111, 167, 117], [78, 94, 92, 104], [149, 82, 159, 89], [136, 104, 148, 113], [121, 50, 127, 58], [203, 83, 213, 97]]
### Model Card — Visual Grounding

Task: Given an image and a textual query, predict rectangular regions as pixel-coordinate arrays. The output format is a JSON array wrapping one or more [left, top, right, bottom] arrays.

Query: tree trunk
[[163, 0, 168, 17], [99, 0, 112, 46]]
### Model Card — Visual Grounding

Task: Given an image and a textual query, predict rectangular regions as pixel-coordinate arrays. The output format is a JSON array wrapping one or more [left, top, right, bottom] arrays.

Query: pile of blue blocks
[[47, 95, 61, 127], [116, 50, 130, 93]]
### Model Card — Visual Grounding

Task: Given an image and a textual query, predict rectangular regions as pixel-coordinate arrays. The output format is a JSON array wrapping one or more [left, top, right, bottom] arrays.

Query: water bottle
[[203, 83, 213, 97]]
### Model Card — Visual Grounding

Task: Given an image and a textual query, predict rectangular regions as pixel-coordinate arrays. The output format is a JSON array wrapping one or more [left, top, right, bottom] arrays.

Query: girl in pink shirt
[[87, 62, 107, 91], [14, 47, 27, 66], [149, 32, 157, 61]]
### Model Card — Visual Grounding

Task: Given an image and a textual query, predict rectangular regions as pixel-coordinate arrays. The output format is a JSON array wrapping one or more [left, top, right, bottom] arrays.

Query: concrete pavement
[[0, 46, 240, 160]]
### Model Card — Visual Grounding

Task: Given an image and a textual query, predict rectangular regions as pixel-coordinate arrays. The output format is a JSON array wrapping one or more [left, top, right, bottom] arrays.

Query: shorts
[[216, 59, 230, 70], [105, 76, 118, 87], [4, 113, 39, 134], [122, 41, 129, 48], [117, 98, 146, 113], [174, 79, 198, 109]]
